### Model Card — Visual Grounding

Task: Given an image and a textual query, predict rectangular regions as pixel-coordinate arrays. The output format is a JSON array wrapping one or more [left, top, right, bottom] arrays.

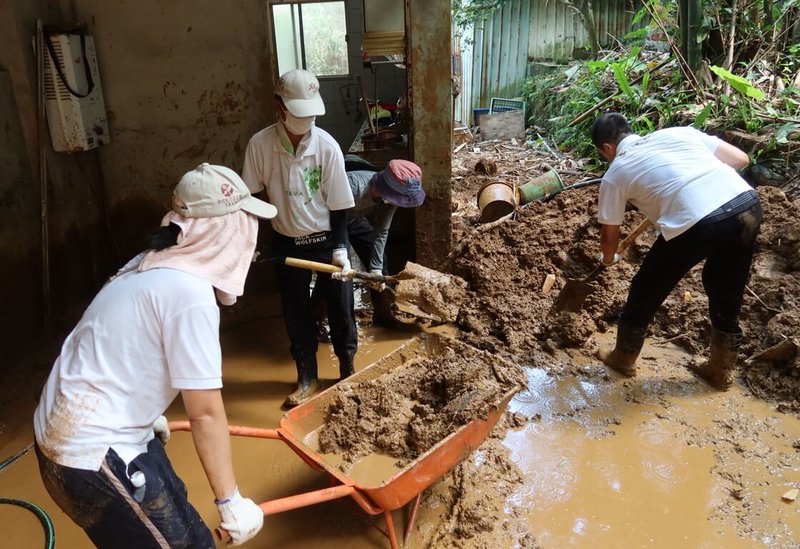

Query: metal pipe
[[35, 19, 50, 326]]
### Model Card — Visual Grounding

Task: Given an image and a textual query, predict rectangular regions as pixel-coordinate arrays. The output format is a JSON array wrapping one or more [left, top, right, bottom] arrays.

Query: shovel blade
[[553, 279, 594, 313]]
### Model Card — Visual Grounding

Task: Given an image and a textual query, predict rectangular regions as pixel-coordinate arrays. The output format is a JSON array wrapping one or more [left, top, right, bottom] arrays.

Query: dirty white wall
[[70, 0, 272, 259], [0, 0, 408, 353]]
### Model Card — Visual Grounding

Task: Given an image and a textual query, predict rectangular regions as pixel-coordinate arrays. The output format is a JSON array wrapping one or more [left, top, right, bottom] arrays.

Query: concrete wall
[[0, 0, 408, 352]]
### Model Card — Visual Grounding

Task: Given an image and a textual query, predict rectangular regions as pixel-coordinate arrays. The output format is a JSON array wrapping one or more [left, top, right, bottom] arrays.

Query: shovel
[[553, 218, 652, 313], [283, 257, 468, 324], [283, 257, 395, 284]]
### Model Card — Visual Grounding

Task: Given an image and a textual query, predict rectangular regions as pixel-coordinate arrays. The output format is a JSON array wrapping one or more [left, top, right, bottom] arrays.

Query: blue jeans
[[621, 194, 762, 334], [36, 439, 213, 549]]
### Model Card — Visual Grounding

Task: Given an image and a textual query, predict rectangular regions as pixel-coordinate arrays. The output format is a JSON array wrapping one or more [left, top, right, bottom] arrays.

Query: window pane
[[272, 4, 302, 75], [301, 2, 349, 77]]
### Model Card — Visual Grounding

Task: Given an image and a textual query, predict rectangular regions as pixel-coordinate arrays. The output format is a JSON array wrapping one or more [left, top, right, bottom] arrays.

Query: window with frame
[[271, 1, 349, 77]]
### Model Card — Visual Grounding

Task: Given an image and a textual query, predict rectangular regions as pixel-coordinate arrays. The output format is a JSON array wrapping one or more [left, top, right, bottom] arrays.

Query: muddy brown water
[[510, 332, 800, 548], [2, 317, 798, 547], [2, 158, 800, 546]]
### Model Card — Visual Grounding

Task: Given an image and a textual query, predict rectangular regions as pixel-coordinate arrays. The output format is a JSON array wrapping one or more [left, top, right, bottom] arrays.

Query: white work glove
[[153, 415, 170, 445], [368, 269, 386, 292], [598, 252, 621, 267], [215, 488, 264, 546], [331, 248, 353, 280]]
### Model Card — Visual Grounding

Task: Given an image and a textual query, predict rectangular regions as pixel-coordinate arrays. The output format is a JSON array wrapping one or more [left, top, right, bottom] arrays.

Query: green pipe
[[0, 498, 55, 549], [1, 444, 56, 548]]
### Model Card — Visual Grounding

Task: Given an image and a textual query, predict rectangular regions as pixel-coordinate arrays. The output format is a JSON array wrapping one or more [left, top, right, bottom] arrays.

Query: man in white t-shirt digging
[[34, 163, 274, 547], [242, 69, 356, 407], [591, 113, 762, 390]]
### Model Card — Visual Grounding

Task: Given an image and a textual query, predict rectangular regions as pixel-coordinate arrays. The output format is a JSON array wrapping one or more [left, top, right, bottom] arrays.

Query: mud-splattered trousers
[[310, 216, 395, 324], [621, 190, 763, 335], [35, 438, 213, 549], [272, 231, 358, 365]]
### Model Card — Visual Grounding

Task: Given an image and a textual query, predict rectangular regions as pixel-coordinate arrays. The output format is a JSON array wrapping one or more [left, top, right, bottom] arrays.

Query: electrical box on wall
[[43, 32, 109, 153]]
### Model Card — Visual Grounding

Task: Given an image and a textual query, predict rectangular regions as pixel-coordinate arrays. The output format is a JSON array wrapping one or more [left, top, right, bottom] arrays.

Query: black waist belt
[[698, 190, 758, 226]]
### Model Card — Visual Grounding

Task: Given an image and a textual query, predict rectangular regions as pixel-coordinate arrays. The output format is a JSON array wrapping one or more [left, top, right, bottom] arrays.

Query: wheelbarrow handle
[[214, 485, 359, 542], [167, 421, 280, 440], [283, 257, 398, 284]]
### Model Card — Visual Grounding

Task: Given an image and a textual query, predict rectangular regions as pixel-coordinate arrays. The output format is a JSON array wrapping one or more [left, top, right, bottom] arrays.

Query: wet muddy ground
[[1, 139, 799, 547], [430, 141, 800, 547]]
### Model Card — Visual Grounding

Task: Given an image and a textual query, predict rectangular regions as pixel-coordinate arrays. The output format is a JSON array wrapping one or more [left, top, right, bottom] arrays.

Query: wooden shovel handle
[[584, 218, 652, 284], [283, 257, 396, 284], [616, 218, 652, 254], [285, 257, 341, 274]]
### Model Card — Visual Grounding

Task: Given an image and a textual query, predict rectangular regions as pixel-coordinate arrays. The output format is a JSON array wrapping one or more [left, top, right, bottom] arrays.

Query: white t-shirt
[[242, 123, 354, 237], [598, 127, 753, 240], [33, 264, 222, 471]]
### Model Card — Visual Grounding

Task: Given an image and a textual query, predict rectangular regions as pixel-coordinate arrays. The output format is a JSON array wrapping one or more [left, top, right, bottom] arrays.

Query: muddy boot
[[338, 352, 356, 381], [371, 289, 401, 328], [597, 323, 647, 377], [284, 355, 320, 408], [693, 328, 740, 390]]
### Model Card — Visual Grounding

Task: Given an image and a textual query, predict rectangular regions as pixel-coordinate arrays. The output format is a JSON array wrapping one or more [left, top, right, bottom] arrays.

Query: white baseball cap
[[172, 163, 277, 219], [275, 69, 326, 117]]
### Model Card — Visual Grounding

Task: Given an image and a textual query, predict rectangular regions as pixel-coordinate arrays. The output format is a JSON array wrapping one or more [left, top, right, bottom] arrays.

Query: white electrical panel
[[43, 33, 110, 153]]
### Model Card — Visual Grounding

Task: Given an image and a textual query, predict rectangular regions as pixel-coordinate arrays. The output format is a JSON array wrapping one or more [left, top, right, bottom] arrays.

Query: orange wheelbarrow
[[170, 335, 521, 548]]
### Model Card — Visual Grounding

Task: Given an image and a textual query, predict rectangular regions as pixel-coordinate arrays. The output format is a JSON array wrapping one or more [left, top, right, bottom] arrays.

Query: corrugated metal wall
[[456, 0, 635, 125]]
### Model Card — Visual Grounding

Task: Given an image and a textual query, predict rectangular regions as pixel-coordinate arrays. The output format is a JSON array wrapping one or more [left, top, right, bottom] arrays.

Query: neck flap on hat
[[139, 210, 258, 299]]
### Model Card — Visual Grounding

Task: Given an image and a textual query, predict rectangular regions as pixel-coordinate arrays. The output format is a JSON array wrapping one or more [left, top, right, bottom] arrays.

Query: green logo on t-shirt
[[303, 166, 322, 195]]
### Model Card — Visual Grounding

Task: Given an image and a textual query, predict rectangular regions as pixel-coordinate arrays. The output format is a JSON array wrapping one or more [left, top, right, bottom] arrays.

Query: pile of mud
[[413, 414, 536, 549], [447, 144, 800, 413], [317, 343, 526, 467]]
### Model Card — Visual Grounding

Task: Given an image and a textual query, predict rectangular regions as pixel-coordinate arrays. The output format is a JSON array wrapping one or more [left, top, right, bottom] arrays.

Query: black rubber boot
[[597, 323, 647, 377], [338, 352, 356, 381], [694, 328, 740, 390], [371, 289, 401, 328], [284, 355, 320, 408]]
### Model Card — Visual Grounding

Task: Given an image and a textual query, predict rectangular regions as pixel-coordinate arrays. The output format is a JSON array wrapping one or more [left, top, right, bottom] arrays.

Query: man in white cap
[[33, 163, 274, 548], [242, 69, 356, 407], [312, 156, 426, 334]]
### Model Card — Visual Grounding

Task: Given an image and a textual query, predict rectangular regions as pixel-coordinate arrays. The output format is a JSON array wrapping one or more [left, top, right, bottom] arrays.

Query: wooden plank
[[479, 110, 524, 141]]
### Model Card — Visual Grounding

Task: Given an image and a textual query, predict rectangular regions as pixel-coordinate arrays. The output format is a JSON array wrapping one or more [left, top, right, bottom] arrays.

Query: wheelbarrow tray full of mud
[[170, 334, 520, 548]]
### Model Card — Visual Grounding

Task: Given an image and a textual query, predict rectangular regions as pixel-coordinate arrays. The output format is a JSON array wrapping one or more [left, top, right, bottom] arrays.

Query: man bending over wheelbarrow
[[33, 164, 274, 547]]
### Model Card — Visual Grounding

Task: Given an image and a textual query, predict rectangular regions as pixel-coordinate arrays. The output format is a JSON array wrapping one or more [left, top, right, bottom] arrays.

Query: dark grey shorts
[[36, 438, 213, 549]]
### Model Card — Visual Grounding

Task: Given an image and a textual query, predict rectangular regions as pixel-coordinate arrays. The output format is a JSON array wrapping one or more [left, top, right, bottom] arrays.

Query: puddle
[[0, 313, 415, 549], [506, 338, 800, 548], [2, 318, 798, 548]]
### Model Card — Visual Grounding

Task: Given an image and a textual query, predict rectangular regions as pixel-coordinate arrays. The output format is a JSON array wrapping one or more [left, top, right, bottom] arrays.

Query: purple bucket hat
[[372, 159, 426, 208]]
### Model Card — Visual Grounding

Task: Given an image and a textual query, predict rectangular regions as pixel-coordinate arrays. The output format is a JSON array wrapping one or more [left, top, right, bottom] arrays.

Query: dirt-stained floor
[[419, 139, 800, 548], [448, 141, 800, 413], [1, 138, 799, 548]]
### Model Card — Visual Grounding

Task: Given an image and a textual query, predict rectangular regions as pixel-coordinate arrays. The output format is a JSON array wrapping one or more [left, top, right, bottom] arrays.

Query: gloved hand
[[153, 415, 170, 445], [331, 248, 353, 280], [368, 269, 386, 292], [215, 488, 264, 546], [597, 252, 621, 266]]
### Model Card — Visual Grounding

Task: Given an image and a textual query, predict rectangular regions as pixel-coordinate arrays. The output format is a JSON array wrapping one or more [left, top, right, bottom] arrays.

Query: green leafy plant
[[709, 66, 766, 101]]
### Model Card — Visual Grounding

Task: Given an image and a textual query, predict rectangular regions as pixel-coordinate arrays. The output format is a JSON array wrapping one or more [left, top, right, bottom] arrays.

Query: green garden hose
[[0, 497, 55, 549], [1, 443, 56, 548]]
